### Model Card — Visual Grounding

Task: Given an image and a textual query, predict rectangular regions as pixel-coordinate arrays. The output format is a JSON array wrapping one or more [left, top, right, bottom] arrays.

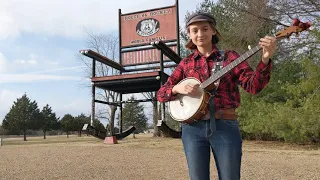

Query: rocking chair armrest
[[151, 41, 182, 64], [79, 49, 125, 71]]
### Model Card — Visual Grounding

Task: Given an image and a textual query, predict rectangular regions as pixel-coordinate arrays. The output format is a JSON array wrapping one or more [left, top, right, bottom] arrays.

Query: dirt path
[[0, 135, 319, 180]]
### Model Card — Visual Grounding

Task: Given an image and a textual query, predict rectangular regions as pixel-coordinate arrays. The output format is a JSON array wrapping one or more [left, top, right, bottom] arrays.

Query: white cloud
[[0, 51, 85, 76], [0, 3, 20, 39], [13, 59, 38, 65], [0, 0, 205, 40], [0, 52, 41, 72], [0, 0, 178, 39], [0, 52, 8, 73], [24, 66, 86, 74], [0, 74, 87, 83], [49, 61, 59, 66]]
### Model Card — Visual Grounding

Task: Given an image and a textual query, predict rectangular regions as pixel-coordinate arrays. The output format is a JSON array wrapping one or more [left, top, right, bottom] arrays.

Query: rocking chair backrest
[[118, 2, 180, 68], [121, 45, 178, 67]]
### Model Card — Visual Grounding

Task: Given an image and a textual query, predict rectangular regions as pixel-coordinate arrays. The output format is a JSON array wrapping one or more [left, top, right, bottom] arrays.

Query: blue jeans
[[181, 119, 242, 180]]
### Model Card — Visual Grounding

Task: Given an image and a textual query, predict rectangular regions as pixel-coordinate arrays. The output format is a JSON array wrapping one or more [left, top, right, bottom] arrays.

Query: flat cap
[[185, 12, 217, 28]]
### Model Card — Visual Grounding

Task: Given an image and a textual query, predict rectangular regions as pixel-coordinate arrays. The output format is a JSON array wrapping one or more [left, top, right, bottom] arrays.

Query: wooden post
[[176, 0, 180, 57]]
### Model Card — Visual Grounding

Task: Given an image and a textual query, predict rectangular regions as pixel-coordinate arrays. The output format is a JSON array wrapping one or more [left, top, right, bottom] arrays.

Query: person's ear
[[186, 27, 190, 37], [212, 28, 217, 36]]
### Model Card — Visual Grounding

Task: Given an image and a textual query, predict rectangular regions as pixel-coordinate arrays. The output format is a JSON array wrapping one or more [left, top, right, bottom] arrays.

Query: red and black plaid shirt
[[157, 44, 272, 111]]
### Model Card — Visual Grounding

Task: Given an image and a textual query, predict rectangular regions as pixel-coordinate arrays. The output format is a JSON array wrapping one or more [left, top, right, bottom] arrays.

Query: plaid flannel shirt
[[157, 44, 272, 111]]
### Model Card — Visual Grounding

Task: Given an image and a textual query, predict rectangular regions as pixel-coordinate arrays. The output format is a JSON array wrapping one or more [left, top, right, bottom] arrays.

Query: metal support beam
[[120, 94, 123, 134], [95, 99, 156, 106], [91, 59, 96, 126]]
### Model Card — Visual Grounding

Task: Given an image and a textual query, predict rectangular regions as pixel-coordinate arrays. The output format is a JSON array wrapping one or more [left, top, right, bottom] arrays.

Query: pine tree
[[40, 104, 59, 139], [122, 95, 148, 137], [60, 114, 74, 138], [2, 93, 40, 141]]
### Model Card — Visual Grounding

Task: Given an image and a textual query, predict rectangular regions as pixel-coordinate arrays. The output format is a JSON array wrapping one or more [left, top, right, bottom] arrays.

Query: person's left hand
[[259, 36, 277, 65]]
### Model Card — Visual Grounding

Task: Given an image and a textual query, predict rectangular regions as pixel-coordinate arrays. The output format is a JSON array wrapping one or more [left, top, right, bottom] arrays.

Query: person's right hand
[[172, 83, 200, 96]]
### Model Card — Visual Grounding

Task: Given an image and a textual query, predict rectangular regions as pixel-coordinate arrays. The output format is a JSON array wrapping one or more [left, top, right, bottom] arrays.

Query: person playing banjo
[[157, 12, 277, 180]]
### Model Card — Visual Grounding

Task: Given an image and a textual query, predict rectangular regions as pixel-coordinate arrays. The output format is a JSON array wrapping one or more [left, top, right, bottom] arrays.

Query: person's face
[[188, 21, 216, 48]]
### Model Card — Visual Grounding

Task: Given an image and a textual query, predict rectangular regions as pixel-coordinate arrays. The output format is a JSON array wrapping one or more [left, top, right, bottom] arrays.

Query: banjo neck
[[200, 45, 261, 90]]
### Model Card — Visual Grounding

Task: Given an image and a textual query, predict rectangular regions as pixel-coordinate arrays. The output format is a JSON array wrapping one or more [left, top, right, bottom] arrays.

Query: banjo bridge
[[179, 97, 184, 106]]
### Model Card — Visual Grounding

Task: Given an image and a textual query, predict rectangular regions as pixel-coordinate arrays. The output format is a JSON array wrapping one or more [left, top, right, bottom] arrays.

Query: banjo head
[[168, 78, 204, 122]]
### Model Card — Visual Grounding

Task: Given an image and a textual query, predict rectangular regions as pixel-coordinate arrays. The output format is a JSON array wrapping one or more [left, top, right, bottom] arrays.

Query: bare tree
[[219, 0, 319, 60], [142, 92, 160, 136], [78, 29, 120, 134]]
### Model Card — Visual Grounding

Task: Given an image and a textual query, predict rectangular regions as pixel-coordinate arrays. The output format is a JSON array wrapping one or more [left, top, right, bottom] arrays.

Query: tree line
[[0, 94, 148, 141]]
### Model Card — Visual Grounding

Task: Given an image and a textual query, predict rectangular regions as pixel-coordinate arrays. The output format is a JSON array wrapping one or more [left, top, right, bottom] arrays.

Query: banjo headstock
[[275, 18, 311, 40]]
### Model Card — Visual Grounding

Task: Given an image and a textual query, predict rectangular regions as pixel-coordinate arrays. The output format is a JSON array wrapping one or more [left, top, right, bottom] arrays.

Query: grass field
[[0, 134, 319, 180]]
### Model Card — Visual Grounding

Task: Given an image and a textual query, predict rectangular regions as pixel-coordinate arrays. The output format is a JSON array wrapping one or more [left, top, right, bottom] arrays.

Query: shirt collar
[[192, 43, 220, 60]]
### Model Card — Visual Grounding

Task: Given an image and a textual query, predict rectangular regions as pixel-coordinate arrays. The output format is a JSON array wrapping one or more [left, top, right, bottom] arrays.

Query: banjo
[[168, 19, 310, 124]]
